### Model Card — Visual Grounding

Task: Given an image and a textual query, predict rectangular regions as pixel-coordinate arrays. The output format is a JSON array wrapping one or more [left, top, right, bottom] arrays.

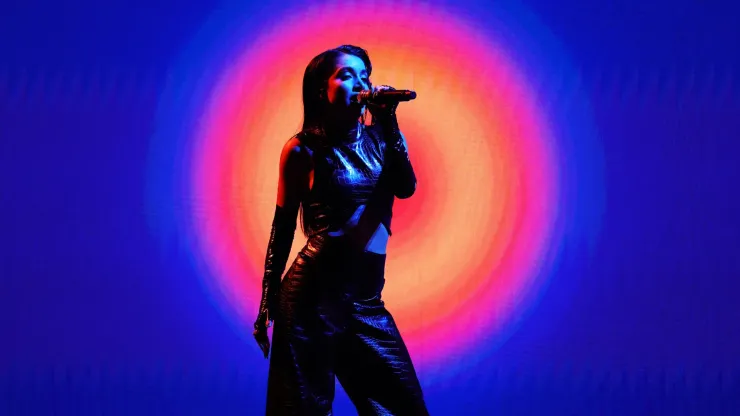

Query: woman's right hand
[[253, 313, 271, 358]]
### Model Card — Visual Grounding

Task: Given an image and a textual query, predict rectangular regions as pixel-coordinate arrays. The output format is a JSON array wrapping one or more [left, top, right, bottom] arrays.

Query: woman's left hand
[[366, 85, 399, 125]]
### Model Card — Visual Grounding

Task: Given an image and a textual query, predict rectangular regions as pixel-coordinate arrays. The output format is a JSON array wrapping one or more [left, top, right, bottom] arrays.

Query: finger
[[261, 338, 270, 358], [255, 336, 267, 356], [253, 330, 270, 358]]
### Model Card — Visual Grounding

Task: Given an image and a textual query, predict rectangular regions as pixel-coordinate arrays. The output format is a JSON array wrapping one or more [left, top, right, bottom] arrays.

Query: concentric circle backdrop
[[147, 0, 603, 380]]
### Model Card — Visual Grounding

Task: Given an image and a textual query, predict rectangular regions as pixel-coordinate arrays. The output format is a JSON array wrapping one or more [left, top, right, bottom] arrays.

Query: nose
[[355, 78, 369, 91]]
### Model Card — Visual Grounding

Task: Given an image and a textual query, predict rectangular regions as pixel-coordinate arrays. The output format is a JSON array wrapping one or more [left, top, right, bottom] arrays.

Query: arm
[[368, 86, 417, 199], [376, 114, 416, 199], [385, 128, 416, 199], [254, 137, 309, 357]]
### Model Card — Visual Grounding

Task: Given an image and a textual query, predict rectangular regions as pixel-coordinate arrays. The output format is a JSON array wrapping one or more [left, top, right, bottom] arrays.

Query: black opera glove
[[369, 86, 417, 199], [253, 205, 296, 358]]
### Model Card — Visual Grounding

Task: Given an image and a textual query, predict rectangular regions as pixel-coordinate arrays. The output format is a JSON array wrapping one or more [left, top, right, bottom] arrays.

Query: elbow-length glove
[[369, 86, 417, 199], [253, 205, 296, 357]]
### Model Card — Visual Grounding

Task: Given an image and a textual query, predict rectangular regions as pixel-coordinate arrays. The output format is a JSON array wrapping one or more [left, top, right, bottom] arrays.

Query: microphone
[[355, 89, 417, 104]]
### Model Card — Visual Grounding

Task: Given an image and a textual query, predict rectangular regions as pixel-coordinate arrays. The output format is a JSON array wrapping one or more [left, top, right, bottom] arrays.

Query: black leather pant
[[266, 234, 429, 415]]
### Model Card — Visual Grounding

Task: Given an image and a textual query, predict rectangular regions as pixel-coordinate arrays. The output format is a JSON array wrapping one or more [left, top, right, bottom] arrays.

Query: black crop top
[[299, 124, 397, 239]]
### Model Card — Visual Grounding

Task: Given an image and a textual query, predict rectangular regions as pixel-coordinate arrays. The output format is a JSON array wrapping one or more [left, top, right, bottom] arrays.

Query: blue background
[[2, 0, 739, 414]]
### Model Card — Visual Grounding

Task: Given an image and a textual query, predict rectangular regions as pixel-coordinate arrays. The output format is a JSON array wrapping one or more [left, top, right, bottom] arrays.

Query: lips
[[349, 95, 363, 107]]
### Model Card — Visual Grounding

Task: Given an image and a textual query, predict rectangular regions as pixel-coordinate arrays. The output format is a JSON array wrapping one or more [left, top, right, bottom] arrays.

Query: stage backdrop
[[3, 0, 739, 414]]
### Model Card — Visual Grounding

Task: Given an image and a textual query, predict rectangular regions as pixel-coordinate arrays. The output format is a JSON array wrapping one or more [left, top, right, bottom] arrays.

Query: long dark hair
[[301, 44, 373, 135]]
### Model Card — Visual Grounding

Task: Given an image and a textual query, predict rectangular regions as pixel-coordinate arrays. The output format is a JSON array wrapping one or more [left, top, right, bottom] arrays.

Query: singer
[[252, 44, 429, 415]]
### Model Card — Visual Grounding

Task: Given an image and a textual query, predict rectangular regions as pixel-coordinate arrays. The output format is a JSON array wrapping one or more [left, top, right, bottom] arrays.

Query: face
[[324, 53, 370, 120]]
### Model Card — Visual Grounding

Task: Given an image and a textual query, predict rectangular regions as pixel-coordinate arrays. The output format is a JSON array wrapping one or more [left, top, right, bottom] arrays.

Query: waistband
[[298, 233, 387, 301], [304, 232, 385, 256]]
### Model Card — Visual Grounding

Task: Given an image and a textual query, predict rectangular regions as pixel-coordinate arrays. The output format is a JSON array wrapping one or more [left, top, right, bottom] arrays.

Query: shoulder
[[280, 135, 312, 169], [282, 135, 304, 153]]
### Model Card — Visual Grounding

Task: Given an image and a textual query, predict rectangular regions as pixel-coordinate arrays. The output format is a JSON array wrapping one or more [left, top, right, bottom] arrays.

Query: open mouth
[[350, 93, 363, 104]]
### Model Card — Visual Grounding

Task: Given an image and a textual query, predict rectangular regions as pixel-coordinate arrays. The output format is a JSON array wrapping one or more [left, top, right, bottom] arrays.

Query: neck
[[324, 117, 360, 143]]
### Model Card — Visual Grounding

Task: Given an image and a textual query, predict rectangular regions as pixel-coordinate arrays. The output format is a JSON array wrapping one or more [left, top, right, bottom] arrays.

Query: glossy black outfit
[[263, 124, 428, 415]]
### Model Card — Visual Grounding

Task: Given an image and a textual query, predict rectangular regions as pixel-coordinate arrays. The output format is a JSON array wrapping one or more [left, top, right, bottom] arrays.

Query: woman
[[253, 44, 429, 415]]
